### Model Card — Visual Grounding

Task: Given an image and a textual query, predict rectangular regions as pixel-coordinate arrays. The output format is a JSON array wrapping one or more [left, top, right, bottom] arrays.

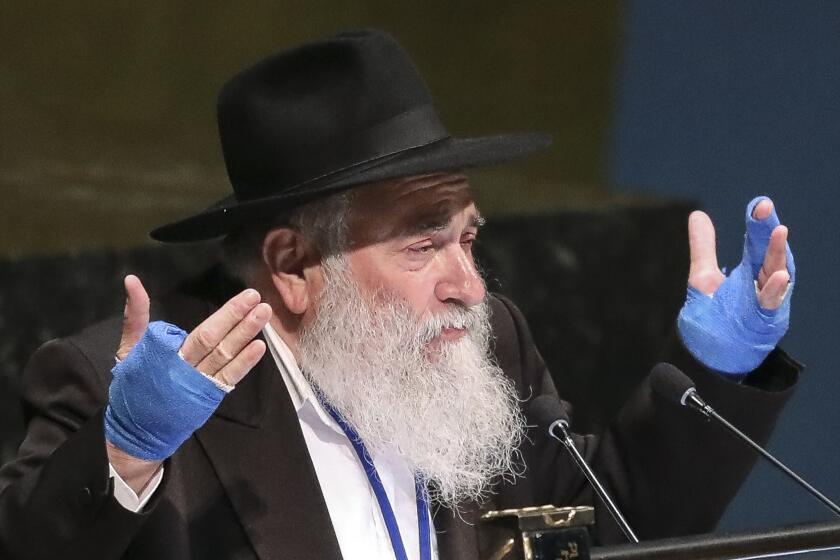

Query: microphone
[[530, 395, 640, 543], [650, 363, 840, 518]]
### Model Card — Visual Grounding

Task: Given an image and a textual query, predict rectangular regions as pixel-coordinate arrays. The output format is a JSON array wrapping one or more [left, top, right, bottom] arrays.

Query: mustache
[[417, 304, 483, 342]]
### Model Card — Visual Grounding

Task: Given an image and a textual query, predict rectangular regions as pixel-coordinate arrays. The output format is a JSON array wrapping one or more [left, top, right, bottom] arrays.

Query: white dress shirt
[[263, 324, 438, 560], [111, 324, 437, 560]]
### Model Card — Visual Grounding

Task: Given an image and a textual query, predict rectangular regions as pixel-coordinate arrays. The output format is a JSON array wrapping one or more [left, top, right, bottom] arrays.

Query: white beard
[[297, 255, 526, 507]]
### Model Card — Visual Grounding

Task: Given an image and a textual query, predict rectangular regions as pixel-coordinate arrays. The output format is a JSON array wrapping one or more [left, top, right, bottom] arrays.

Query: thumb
[[687, 210, 724, 295], [116, 275, 150, 360]]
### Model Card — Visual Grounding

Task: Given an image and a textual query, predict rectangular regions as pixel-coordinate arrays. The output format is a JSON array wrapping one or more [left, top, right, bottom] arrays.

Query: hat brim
[[150, 131, 552, 242]]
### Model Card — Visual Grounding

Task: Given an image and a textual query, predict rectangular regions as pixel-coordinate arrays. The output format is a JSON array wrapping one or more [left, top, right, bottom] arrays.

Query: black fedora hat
[[151, 29, 552, 242]]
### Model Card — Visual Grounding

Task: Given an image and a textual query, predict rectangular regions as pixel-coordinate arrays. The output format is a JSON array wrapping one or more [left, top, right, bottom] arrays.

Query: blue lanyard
[[321, 401, 432, 560]]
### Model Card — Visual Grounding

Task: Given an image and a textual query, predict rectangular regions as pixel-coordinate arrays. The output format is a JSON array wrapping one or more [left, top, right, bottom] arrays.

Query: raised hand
[[115, 275, 270, 388], [106, 275, 271, 493], [678, 197, 795, 377], [688, 199, 792, 308]]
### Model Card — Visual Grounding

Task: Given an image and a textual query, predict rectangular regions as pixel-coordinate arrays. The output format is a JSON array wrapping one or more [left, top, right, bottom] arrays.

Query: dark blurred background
[[1, 0, 838, 538]]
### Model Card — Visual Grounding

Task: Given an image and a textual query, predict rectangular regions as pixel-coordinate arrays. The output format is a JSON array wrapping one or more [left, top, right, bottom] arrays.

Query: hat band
[[233, 104, 449, 200]]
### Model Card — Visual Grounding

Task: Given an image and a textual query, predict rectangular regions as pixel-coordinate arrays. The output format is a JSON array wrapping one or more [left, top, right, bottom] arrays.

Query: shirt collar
[[262, 324, 343, 435]]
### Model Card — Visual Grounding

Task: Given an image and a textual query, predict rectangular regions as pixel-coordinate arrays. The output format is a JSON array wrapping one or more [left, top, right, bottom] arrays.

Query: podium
[[591, 521, 840, 560], [479, 507, 840, 560]]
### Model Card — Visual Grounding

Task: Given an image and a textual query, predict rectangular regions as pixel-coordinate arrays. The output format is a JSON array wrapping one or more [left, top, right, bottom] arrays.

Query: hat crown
[[218, 29, 446, 200], [150, 29, 551, 243]]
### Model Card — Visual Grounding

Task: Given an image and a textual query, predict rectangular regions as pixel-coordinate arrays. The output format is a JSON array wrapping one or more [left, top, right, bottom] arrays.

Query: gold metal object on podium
[[479, 505, 594, 560]]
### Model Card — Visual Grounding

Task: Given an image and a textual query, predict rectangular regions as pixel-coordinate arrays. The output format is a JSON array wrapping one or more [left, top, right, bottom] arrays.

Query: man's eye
[[409, 244, 434, 254]]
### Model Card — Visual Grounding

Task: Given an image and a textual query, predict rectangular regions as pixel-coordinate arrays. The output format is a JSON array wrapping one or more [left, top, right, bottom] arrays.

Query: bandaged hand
[[677, 197, 795, 379], [105, 275, 271, 463]]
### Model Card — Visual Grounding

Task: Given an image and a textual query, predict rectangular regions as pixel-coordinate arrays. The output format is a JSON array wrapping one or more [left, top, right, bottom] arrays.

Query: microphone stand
[[548, 419, 640, 543], [682, 387, 840, 518]]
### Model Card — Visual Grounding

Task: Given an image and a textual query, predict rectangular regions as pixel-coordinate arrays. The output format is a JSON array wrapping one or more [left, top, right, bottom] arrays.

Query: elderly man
[[0, 30, 798, 560]]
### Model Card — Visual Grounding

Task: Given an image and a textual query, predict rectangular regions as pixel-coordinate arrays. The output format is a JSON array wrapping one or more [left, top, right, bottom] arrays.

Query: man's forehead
[[349, 173, 477, 241], [392, 172, 470, 195], [356, 172, 471, 200]]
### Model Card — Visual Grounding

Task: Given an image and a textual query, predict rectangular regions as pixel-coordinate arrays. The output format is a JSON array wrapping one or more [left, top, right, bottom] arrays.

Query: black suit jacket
[[0, 269, 800, 559]]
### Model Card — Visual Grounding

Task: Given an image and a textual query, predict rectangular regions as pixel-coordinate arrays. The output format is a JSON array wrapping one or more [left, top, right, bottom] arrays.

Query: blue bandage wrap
[[678, 196, 795, 379], [105, 321, 226, 461]]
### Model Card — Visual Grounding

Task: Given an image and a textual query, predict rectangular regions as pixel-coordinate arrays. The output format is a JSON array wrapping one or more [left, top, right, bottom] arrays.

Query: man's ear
[[262, 228, 315, 315]]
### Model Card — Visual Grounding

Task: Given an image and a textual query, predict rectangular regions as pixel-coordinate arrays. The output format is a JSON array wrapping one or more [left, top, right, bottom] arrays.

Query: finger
[[757, 269, 790, 310], [214, 339, 267, 387], [117, 275, 150, 360], [751, 198, 773, 220], [687, 211, 724, 295], [745, 196, 781, 277], [196, 303, 272, 375], [180, 289, 261, 365], [757, 225, 788, 290]]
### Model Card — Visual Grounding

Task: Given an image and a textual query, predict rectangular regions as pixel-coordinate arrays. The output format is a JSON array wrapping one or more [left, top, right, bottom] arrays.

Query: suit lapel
[[433, 501, 483, 560], [194, 352, 343, 560], [156, 269, 341, 558]]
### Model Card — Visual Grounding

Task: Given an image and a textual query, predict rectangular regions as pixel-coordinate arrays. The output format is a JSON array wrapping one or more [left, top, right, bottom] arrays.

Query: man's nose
[[434, 245, 486, 307]]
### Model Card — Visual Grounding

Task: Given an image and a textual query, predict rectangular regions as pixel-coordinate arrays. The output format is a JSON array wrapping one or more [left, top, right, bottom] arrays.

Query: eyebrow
[[398, 211, 485, 238]]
